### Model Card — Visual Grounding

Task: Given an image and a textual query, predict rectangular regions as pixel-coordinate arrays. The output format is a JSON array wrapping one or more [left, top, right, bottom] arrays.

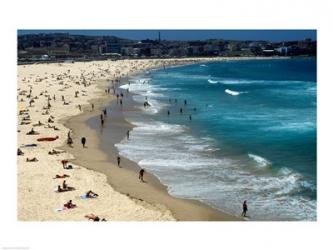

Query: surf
[[225, 89, 241, 95]]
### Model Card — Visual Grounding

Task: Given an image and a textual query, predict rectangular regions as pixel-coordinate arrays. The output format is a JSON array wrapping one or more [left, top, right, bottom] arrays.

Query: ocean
[[115, 58, 317, 220]]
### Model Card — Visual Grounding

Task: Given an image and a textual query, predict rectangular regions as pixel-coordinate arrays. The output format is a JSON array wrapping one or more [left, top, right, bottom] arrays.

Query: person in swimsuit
[[139, 169, 145, 182], [242, 200, 248, 217]]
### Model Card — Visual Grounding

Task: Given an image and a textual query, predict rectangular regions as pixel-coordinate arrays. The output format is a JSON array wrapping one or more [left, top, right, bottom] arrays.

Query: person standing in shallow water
[[126, 130, 130, 140], [81, 137, 86, 148], [117, 156, 121, 167], [241, 200, 248, 217]]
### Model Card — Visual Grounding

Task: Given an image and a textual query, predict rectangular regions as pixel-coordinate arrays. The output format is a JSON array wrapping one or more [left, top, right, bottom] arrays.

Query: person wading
[[117, 156, 121, 167], [241, 200, 248, 217]]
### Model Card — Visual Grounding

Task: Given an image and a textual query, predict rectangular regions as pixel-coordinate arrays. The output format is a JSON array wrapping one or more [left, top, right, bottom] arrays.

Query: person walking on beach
[[167, 110, 170, 116], [184, 99, 187, 105], [139, 169, 145, 182], [101, 119, 104, 126], [67, 137, 73, 147], [91, 104, 94, 110], [117, 155, 121, 167], [180, 108, 183, 114], [241, 200, 248, 217], [126, 130, 130, 140], [189, 115, 192, 121], [81, 137, 86, 148]]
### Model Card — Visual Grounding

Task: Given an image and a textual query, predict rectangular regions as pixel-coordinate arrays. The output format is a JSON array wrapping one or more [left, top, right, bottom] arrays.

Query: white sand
[[17, 58, 227, 221]]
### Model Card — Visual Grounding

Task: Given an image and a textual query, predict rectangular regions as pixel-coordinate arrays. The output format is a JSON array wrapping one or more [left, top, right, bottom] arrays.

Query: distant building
[[151, 48, 162, 57], [48, 44, 70, 57], [105, 41, 121, 54]]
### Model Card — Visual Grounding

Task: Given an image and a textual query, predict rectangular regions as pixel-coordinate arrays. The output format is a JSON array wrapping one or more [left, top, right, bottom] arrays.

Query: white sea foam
[[208, 79, 218, 84], [248, 153, 271, 168], [115, 116, 316, 220], [225, 89, 241, 96]]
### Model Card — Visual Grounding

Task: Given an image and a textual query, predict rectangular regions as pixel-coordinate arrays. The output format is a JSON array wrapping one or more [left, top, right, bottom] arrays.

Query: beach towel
[[55, 207, 67, 212], [37, 136, 58, 142], [80, 195, 88, 199]]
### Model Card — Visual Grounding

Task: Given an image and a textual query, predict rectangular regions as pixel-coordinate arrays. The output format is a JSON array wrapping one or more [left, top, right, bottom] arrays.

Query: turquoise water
[[116, 58, 317, 220]]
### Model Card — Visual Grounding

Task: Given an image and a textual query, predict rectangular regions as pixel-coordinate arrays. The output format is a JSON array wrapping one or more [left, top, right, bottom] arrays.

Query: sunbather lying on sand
[[22, 116, 31, 121], [86, 190, 99, 198], [26, 157, 38, 162], [54, 174, 70, 179], [85, 214, 106, 222], [33, 121, 44, 127], [20, 121, 31, 125], [48, 149, 64, 155]]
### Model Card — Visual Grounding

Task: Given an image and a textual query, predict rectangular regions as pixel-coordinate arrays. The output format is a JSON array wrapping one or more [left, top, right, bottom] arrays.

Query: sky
[[17, 30, 316, 42]]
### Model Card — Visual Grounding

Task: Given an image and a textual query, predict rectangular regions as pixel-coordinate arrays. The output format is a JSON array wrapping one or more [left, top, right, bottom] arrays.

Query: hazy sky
[[17, 30, 316, 42]]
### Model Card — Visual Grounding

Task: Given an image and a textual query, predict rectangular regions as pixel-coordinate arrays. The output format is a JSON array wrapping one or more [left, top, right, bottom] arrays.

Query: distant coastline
[[18, 32, 316, 64]]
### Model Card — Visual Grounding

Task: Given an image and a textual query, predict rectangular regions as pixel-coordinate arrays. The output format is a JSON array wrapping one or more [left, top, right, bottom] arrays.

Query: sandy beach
[[17, 58, 265, 221]]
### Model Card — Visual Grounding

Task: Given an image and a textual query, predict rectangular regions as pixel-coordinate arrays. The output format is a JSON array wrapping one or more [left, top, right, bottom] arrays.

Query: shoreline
[[17, 55, 294, 66], [18, 60, 189, 221], [62, 76, 240, 221], [18, 57, 285, 221]]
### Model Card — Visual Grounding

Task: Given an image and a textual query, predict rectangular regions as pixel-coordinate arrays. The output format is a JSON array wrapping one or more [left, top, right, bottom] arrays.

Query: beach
[[17, 58, 244, 221]]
